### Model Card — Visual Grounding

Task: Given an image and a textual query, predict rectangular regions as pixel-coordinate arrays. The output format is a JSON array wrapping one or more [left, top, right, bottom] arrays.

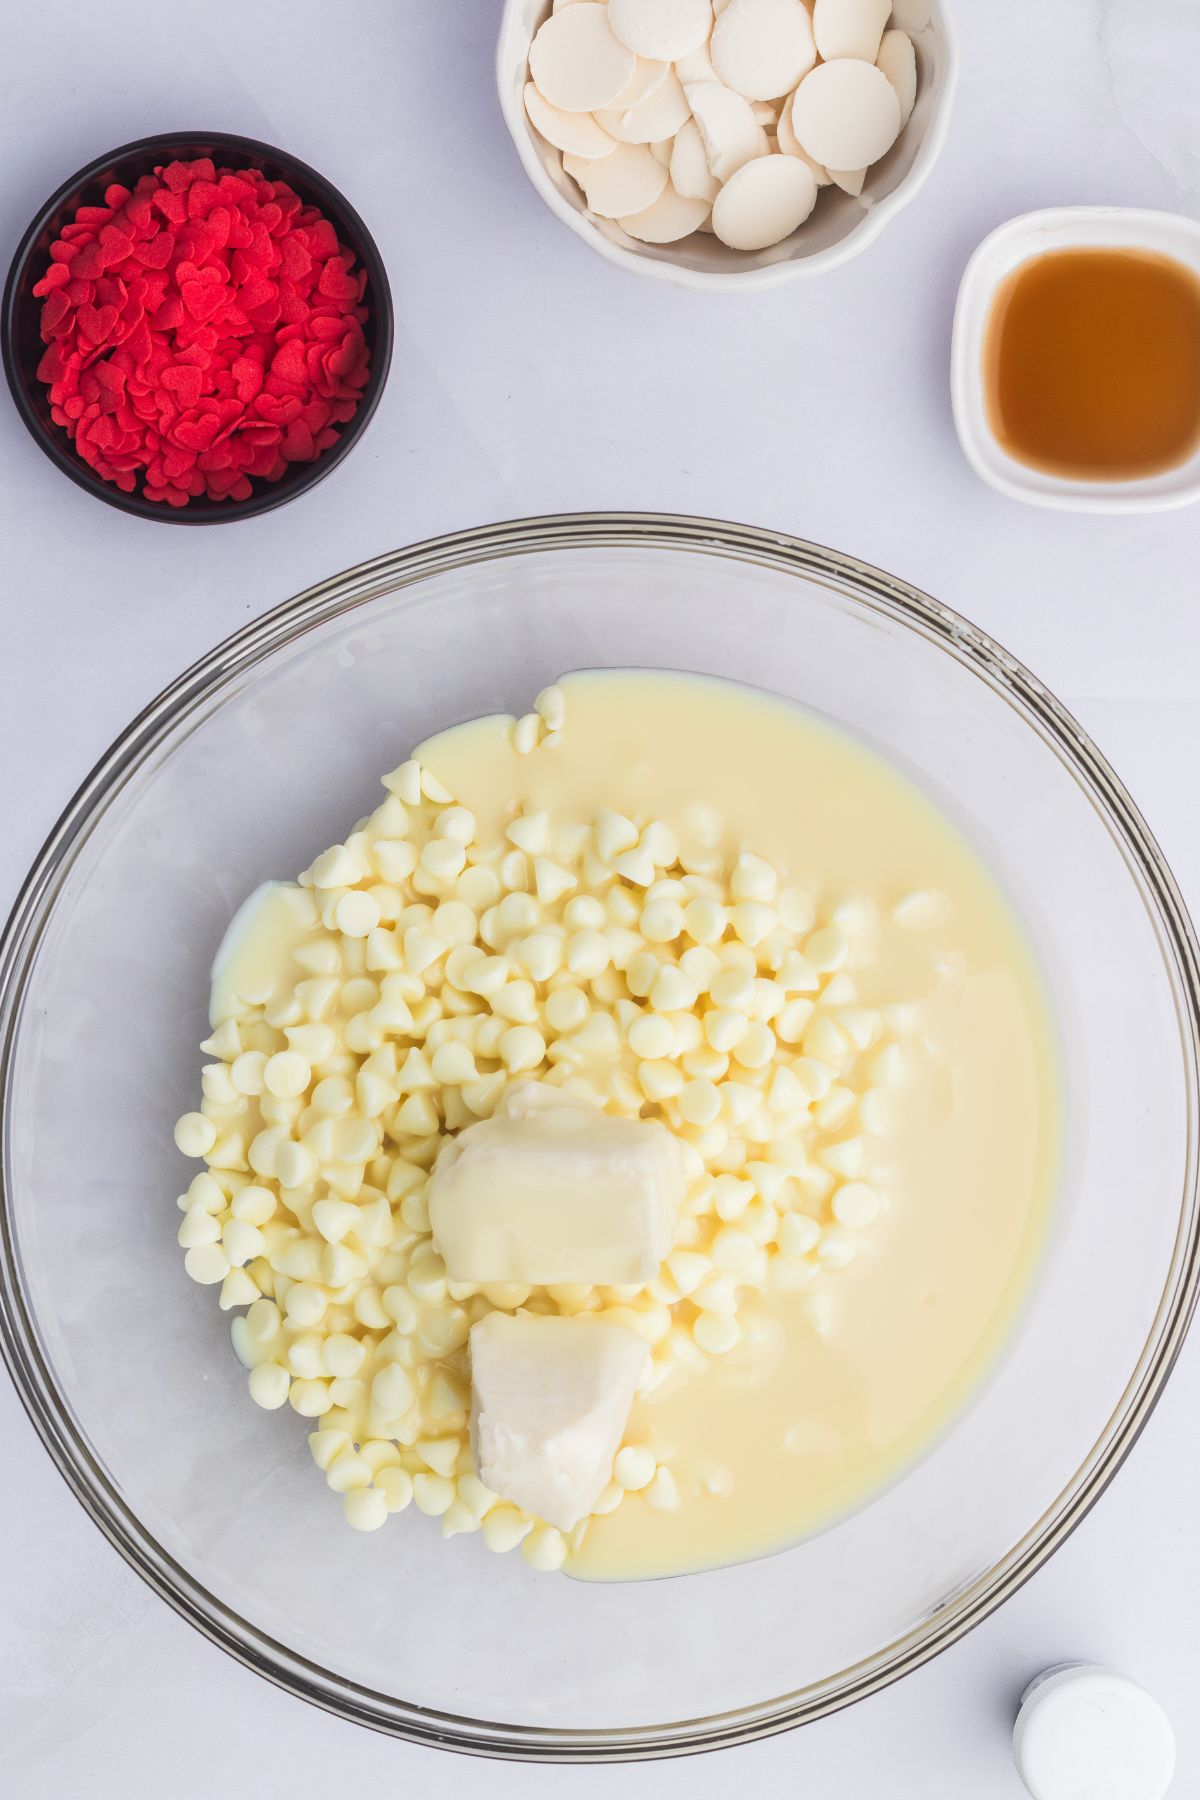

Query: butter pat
[[470, 1312, 650, 1531], [429, 1081, 684, 1285]]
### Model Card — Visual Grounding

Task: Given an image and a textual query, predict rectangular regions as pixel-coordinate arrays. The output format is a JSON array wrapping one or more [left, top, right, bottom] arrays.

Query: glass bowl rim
[[1, 511, 1198, 1760]]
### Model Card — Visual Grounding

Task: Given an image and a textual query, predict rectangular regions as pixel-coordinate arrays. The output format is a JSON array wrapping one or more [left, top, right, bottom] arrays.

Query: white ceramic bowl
[[951, 206, 1200, 514], [496, 1, 958, 291]]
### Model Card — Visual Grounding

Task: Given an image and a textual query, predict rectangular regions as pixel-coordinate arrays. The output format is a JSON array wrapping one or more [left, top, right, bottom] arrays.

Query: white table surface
[[3, 1, 1199, 1793]]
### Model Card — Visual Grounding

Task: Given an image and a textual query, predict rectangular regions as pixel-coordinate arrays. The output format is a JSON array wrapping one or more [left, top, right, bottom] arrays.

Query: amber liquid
[[983, 247, 1200, 481]]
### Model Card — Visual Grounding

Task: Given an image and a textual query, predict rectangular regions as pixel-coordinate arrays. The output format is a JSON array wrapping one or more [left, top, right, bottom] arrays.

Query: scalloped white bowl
[[496, 0, 958, 290]]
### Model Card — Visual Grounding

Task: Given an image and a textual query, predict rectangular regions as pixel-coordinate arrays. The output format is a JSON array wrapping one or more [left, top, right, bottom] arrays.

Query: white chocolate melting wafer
[[876, 27, 917, 123], [524, 83, 618, 158], [607, 0, 714, 61], [813, 0, 891, 63], [576, 139, 670, 215], [529, 4, 638, 111], [776, 93, 831, 180], [597, 71, 692, 142], [711, 0, 817, 102], [686, 80, 770, 182], [675, 40, 718, 83], [670, 118, 721, 200], [828, 165, 867, 194], [611, 55, 670, 108], [620, 182, 712, 240], [791, 58, 900, 170], [711, 151, 817, 247]]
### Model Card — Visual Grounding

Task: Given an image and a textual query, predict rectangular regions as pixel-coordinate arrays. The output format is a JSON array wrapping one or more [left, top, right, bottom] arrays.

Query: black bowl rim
[[1, 129, 394, 526]]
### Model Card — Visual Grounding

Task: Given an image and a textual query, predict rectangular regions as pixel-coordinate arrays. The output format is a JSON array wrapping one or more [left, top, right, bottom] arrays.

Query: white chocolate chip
[[817, 1223, 858, 1267], [529, 4, 638, 112], [335, 890, 380, 938], [174, 1112, 217, 1158], [613, 1444, 657, 1489], [522, 1525, 568, 1571], [263, 1051, 311, 1098], [376, 1468, 414, 1514], [483, 1505, 534, 1553], [893, 889, 952, 929], [804, 924, 848, 970], [343, 1487, 389, 1532], [184, 1243, 230, 1285], [832, 1181, 881, 1227], [646, 1466, 681, 1511], [693, 1312, 740, 1353], [613, 843, 657, 887], [534, 684, 567, 730], [248, 1362, 290, 1409]]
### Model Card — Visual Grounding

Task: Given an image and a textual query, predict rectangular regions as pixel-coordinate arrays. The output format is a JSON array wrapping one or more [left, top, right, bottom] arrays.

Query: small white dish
[[496, 0, 958, 291], [951, 206, 1200, 513]]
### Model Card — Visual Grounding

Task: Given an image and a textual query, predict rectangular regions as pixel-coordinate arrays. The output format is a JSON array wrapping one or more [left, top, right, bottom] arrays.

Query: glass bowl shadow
[[0, 513, 1197, 1759], [1, 130, 394, 525]]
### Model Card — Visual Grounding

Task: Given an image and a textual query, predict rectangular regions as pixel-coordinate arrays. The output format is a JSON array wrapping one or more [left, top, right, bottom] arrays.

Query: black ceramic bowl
[[1, 131, 394, 525]]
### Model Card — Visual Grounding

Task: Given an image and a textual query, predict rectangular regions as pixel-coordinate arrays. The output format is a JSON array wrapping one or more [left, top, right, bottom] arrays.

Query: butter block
[[470, 1312, 650, 1531], [429, 1081, 684, 1285]]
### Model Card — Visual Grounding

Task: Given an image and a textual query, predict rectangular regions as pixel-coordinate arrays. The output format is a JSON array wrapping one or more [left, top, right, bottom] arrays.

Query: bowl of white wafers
[[497, 0, 957, 289]]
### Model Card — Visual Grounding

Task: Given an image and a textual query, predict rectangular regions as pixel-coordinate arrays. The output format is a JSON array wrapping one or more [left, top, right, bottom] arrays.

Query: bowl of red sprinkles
[[2, 132, 393, 523]]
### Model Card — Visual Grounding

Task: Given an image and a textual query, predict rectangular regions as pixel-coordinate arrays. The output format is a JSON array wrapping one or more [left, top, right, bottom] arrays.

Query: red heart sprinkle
[[97, 224, 134, 267], [132, 232, 174, 270], [32, 263, 72, 297], [160, 364, 204, 408], [77, 303, 119, 344], [152, 188, 187, 225]]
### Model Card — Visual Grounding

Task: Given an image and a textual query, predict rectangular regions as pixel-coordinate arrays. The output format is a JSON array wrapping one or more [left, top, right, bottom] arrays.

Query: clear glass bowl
[[1, 514, 1197, 1760]]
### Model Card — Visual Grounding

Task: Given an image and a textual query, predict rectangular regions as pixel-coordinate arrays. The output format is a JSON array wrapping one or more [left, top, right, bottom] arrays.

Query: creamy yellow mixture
[[186, 670, 1058, 1579], [420, 672, 1058, 1578]]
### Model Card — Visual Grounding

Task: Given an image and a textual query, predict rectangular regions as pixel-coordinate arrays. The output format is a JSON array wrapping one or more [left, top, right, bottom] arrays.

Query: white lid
[[1014, 1664, 1176, 1800]]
